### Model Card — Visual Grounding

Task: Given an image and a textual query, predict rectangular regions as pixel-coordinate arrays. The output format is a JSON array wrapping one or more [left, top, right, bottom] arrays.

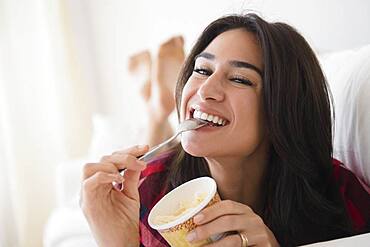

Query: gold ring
[[238, 232, 249, 247]]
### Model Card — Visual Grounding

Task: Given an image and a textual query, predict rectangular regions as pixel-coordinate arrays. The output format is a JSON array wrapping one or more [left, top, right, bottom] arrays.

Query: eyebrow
[[195, 52, 263, 78]]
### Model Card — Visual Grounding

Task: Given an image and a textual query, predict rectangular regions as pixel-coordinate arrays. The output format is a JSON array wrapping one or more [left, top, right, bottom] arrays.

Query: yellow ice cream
[[155, 192, 207, 225]]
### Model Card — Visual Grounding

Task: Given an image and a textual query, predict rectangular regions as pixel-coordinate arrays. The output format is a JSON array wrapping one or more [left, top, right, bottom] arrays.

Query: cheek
[[231, 96, 266, 151]]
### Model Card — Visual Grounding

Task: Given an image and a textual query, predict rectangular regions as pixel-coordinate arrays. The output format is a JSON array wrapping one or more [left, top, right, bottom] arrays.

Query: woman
[[81, 14, 369, 247]]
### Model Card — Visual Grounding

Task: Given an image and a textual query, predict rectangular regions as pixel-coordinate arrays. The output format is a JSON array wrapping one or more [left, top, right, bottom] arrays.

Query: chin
[[181, 137, 205, 157], [181, 141, 201, 157], [180, 135, 218, 158]]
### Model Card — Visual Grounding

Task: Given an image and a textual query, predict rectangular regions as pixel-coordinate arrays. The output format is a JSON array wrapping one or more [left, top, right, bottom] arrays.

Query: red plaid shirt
[[138, 155, 370, 246]]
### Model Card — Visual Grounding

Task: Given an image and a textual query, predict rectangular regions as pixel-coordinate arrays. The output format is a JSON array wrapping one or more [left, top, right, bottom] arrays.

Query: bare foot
[[150, 36, 185, 121], [128, 50, 152, 102]]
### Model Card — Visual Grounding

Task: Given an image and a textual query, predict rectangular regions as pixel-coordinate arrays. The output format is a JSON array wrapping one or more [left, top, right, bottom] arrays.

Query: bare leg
[[146, 36, 185, 146], [149, 36, 185, 121], [128, 37, 185, 147], [128, 50, 152, 102]]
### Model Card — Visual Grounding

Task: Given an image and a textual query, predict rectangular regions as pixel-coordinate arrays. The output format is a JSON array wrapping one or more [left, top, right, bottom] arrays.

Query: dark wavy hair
[[165, 13, 353, 246]]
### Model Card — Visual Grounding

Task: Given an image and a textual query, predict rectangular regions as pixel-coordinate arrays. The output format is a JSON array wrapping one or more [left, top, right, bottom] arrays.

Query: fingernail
[[138, 144, 147, 149], [186, 231, 196, 242], [113, 183, 122, 191], [193, 214, 204, 224], [114, 178, 124, 185]]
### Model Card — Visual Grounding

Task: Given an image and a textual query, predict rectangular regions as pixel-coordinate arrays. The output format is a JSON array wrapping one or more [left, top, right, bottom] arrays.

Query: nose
[[197, 73, 225, 101]]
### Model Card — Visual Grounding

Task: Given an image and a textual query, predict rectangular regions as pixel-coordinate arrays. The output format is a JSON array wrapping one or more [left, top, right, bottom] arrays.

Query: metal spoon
[[138, 118, 208, 162], [117, 118, 207, 169], [114, 118, 207, 191]]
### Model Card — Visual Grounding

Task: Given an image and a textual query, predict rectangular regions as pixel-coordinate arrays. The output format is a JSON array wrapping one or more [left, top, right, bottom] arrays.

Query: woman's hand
[[186, 200, 280, 247], [80, 145, 149, 247]]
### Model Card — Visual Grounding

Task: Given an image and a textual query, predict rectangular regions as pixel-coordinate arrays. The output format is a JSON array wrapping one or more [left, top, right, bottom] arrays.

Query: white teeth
[[194, 110, 201, 119], [200, 112, 208, 120], [192, 109, 227, 126]]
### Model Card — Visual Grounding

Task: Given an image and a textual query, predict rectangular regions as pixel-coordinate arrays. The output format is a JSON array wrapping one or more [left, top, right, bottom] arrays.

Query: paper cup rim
[[148, 176, 217, 231]]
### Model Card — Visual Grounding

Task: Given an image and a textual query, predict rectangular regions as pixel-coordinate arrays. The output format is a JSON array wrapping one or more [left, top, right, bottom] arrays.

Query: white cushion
[[43, 206, 96, 247], [319, 44, 370, 187], [87, 114, 147, 161], [87, 111, 178, 161]]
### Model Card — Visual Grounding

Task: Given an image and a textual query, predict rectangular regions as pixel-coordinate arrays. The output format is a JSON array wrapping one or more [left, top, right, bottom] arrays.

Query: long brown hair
[[166, 13, 352, 246]]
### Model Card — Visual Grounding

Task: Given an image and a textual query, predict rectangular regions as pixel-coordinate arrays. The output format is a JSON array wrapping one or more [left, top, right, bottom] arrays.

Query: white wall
[[116, 0, 370, 53]]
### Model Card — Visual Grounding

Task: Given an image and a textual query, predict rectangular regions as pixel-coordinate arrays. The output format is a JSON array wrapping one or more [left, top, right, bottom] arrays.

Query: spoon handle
[[138, 132, 180, 162]]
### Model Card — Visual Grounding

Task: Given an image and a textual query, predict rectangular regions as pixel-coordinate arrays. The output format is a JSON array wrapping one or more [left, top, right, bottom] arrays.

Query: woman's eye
[[193, 68, 211, 76], [231, 77, 253, 86]]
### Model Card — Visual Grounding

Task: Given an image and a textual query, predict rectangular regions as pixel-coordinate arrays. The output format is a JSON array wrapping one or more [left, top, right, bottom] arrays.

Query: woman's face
[[180, 28, 267, 159]]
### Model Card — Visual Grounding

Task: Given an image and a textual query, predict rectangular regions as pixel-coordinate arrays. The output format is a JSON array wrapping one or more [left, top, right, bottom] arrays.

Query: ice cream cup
[[148, 177, 221, 247]]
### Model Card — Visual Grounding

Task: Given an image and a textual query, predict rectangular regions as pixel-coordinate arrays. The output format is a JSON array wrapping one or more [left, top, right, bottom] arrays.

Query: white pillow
[[87, 114, 148, 161], [87, 111, 178, 161], [319, 44, 370, 187]]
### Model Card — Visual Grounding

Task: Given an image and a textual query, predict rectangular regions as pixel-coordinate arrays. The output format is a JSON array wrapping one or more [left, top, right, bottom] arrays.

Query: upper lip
[[188, 104, 230, 122]]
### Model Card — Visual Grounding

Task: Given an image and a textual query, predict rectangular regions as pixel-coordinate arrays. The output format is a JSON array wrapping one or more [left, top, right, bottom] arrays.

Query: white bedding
[[300, 232, 370, 247], [320, 44, 370, 187]]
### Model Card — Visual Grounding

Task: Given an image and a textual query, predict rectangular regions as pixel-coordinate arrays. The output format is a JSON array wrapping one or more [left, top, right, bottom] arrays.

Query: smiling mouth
[[190, 108, 229, 127]]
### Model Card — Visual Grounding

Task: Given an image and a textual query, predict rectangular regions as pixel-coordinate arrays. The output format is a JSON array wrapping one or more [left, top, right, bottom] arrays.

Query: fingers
[[120, 169, 142, 200], [82, 162, 119, 180], [83, 145, 149, 179], [112, 145, 149, 157], [194, 200, 253, 225], [106, 145, 149, 199], [204, 234, 242, 247], [82, 171, 124, 193], [104, 145, 149, 170], [189, 213, 266, 246], [187, 200, 266, 244], [100, 154, 146, 171], [204, 231, 271, 247], [82, 145, 149, 200], [187, 215, 248, 243]]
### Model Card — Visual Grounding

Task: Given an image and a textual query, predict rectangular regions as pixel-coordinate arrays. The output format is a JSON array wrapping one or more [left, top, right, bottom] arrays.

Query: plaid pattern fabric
[[331, 159, 370, 233], [139, 153, 172, 247], [138, 156, 370, 246]]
